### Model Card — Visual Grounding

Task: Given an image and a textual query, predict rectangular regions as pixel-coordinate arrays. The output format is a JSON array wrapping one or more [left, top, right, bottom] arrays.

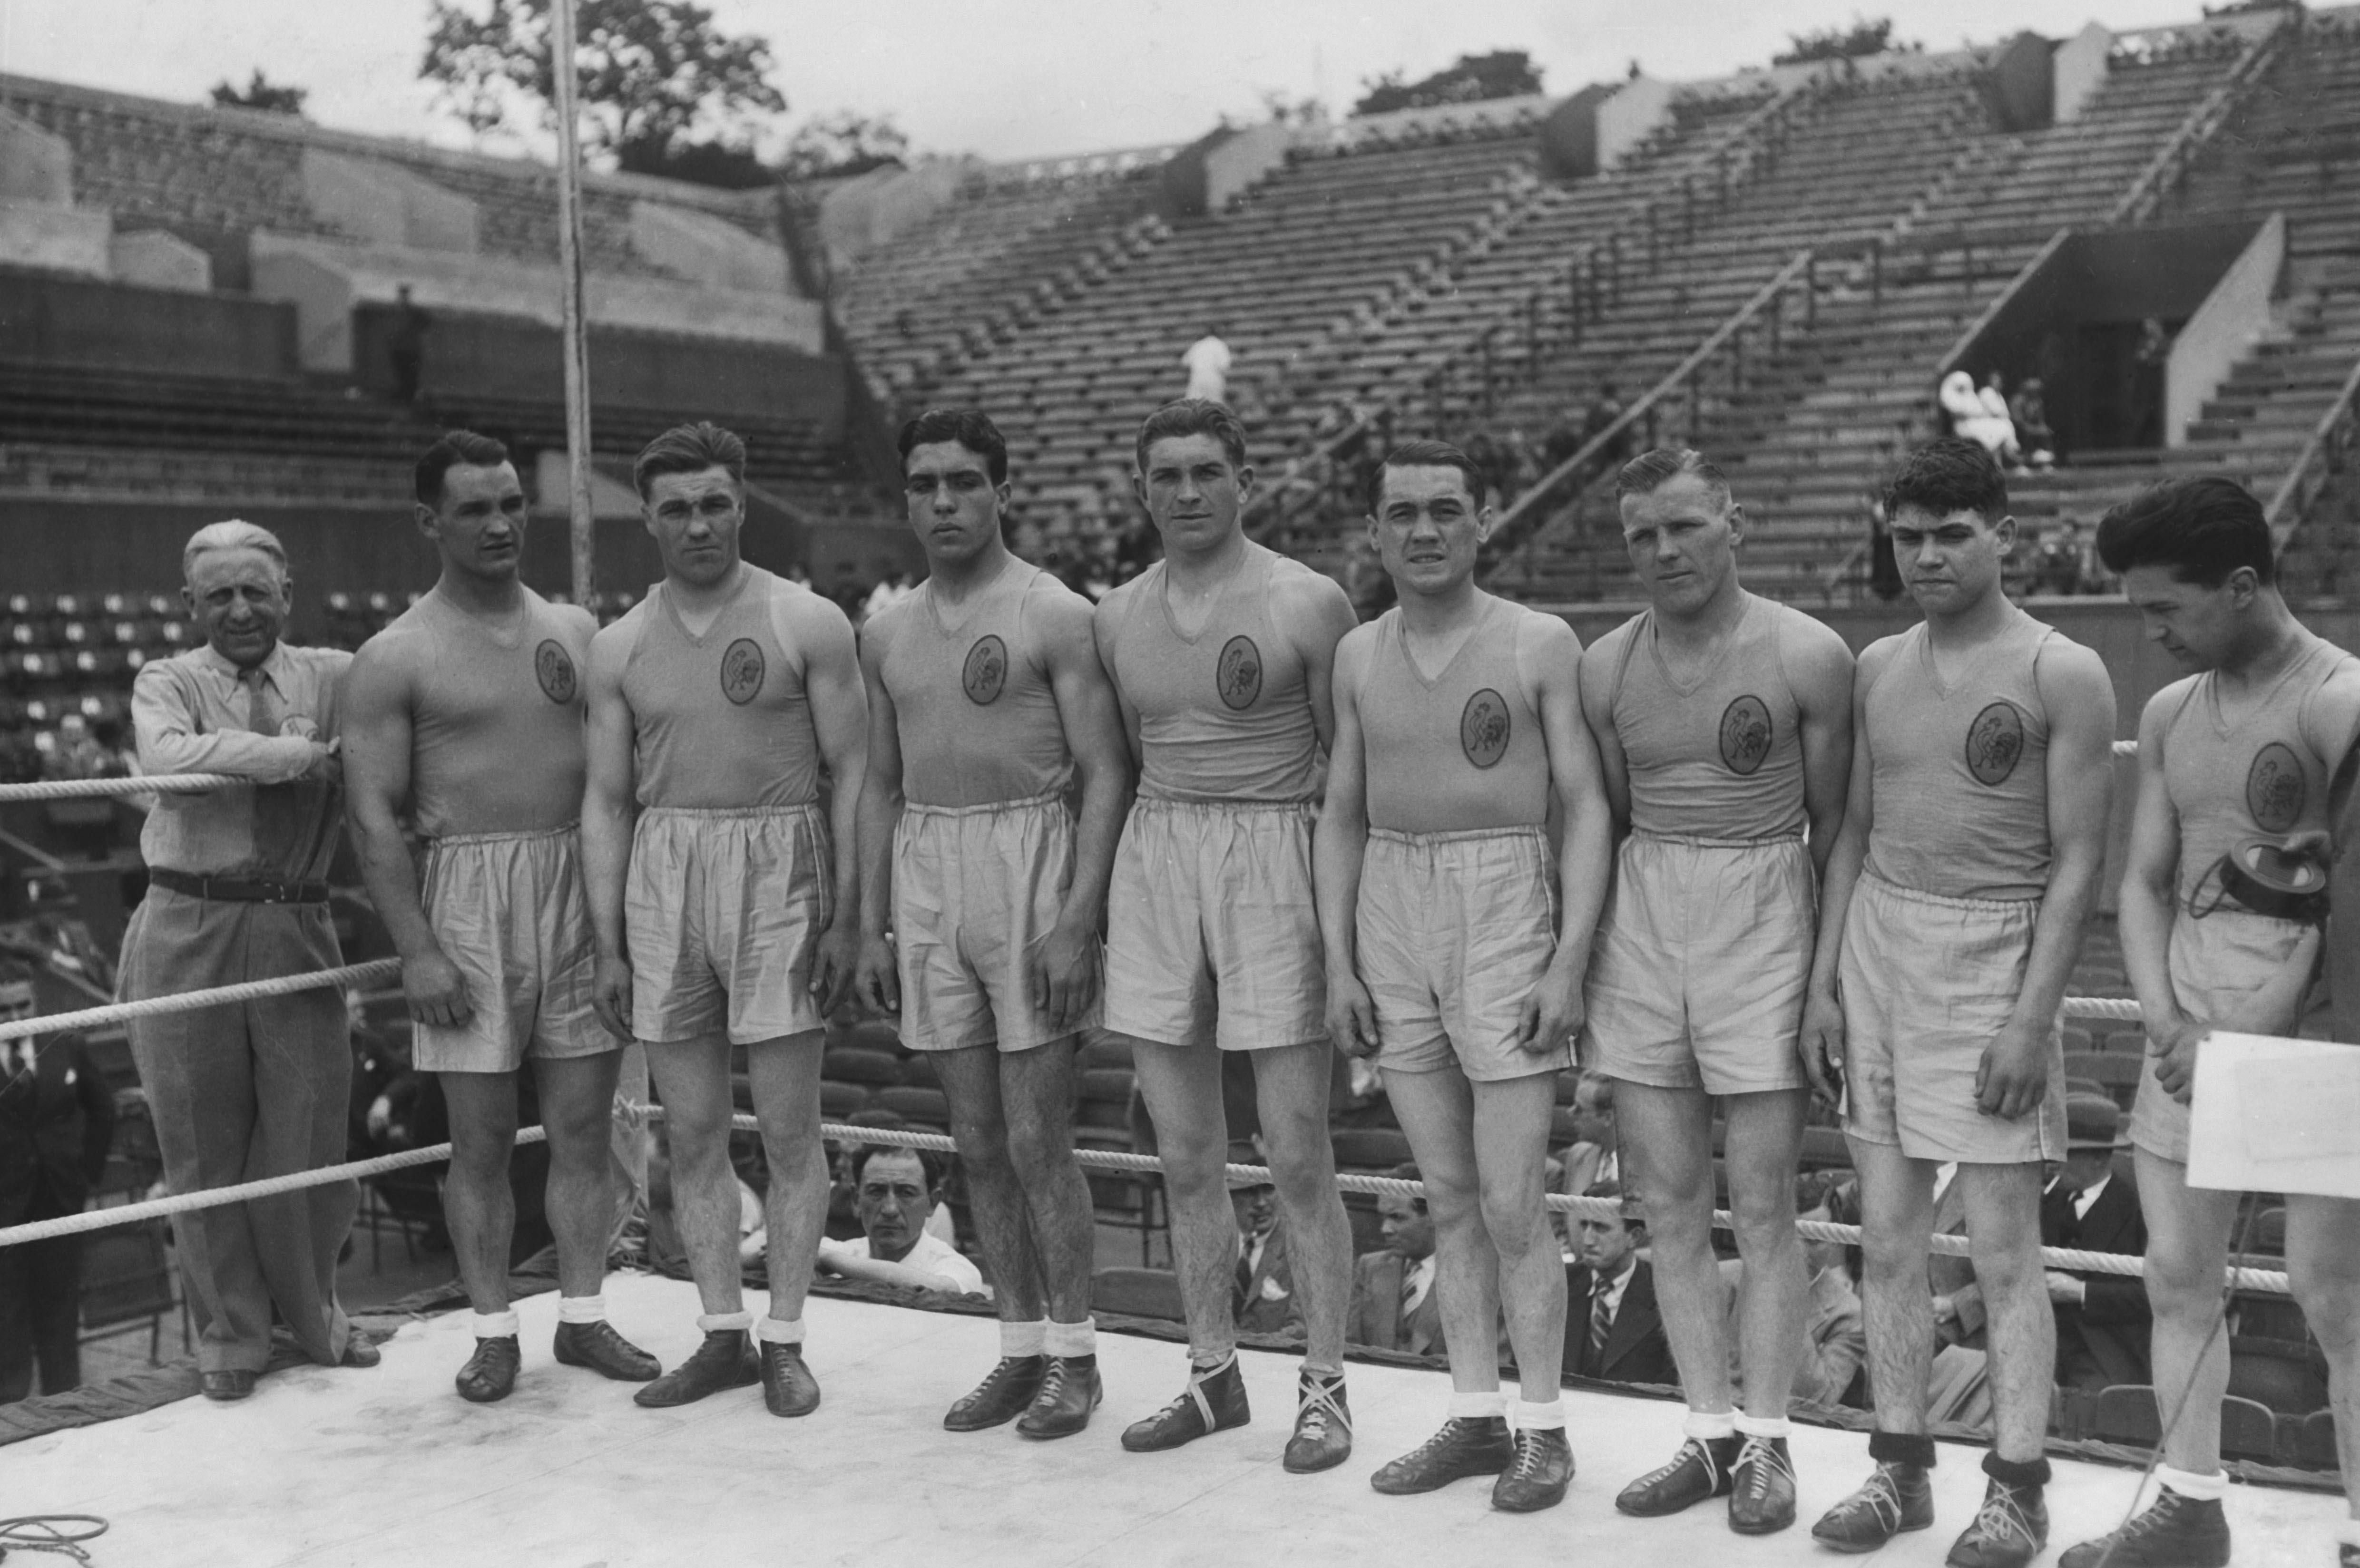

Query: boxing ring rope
[[0, 759, 2291, 1293]]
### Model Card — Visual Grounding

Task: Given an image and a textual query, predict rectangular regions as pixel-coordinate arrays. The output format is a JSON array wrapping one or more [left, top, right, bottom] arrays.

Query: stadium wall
[[0, 267, 297, 378]]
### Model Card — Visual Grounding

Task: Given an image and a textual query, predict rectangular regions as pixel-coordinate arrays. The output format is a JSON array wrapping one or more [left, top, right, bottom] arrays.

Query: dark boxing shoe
[[552, 1320, 661, 1383], [1492, 1426, 1576, 1513], [760, 1339, 821, 1417], [633, 1330, 759, 1409], [1945, 1479, 2048, 1568], [200, 1369, 257, 1402], [455, 1335, 520, 1403], [944, 1355, 1046, 1432], [1728, 1434, 1798, 1535], [1616, 1436, 1741, 1517], [1283, 1372, 1352, 1474], [339, 1336, 382, 1370], [1121, 1355, 1250, 1453], [1371, 1416, 1516, 1495], [1812, 1461, 1935, 1553], [1016, 1355, 1102, 1441], [2058, 1489, 2230, 1568]]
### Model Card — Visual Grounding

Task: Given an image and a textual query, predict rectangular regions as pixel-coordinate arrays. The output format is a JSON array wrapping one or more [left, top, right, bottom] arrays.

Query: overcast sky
[[1, 0, 2212, 165]]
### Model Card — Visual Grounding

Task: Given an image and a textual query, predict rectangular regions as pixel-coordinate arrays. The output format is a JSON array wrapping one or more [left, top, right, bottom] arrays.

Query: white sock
[[1448, 1389, 1508, 1420], [471, 1310, 520, 1339], [1043, 1317, 1096, 1357], [757, 1316, 805, 1345], [2155, 1464, 2230, 1503], [1514, 1399, 1567, 1432], [556, 1294, 606, 1325], [1684, 1408, 1739, 1441], [1734, 1413, 1792, 1440], [1002, 1319, 1048, 1358], [697, 1310, 753, 1334]]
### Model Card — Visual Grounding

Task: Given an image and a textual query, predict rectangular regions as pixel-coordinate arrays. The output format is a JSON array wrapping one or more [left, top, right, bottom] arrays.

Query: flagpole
[[550, 0, 595, 605]]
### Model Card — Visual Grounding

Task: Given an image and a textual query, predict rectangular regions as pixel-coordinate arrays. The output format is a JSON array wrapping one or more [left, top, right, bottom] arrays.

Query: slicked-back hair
[[1584, 1178, 1644, 1231], [182, 519, 289, 583], [898, 408, 1009, 485], [2095, 475, 2274, 588], [1615, 446, 1729, 505], [851, 1142, 942, 1194], [634, 420, 747, 501], [1135, 398, 1247, 474], [1377, 439, 1487, 511], [1884, 437, 2008, 524], [1385, 1161, 1428, 1214], [415, 429, 511, 510]]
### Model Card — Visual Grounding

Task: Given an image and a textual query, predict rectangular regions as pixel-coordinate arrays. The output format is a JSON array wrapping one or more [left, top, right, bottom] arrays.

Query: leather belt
[[149, 868, 329, 906]]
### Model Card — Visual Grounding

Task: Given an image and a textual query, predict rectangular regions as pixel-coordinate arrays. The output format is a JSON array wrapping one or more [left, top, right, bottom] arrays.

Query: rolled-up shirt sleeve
[[133, 662, 315, 782]]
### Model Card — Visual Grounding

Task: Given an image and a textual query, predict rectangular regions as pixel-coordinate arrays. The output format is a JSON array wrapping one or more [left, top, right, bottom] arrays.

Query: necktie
[[241, 667, 277, 735], [1589, 1275, 1614, 1362]]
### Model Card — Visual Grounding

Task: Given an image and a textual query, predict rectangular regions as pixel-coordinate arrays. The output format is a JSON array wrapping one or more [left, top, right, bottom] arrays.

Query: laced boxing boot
[[1016, 1355, 1101, 1441], [1121, 1355, 1249, 1452], [943, 1356, 1046, 1432], [1492, 1427, 1576, 1513], [1283, 1372, 1352, 1473], [2057, 1488, 2231, 1568], [1946, 1476, 2049, 1568], [455, 1336, 521, 1403], [759, 1339, 822, 1417], [1371, 1418, 1517, 1495], [1617, 1436, 1742, 1516], [552, 1320, 661, 1382], [1728, 1434, 1798, 1534], [1812, 1461, 1936, 1552], [634, 1330, 759, 1408]]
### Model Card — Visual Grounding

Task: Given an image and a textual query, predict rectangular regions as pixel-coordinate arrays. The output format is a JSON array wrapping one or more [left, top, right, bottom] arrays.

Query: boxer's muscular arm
[[341, 634, 470, 1027], [1277, 567, 1360, 754], [1527, 614, 1610, 1054], [1787, 615, 1859, 886], [852, 614, 906, 1015], [1036, 591, 1133, 1034], [1091, 594, 1144, 769], [1801, 637, 1896, 1100], [1314, 627, 1377, 1058], [1980, 639, 2116, 1121], [787, 589, 870, 1014], [2307, 666, 2360, 1044], [1575, 627, 1633, 839], [580, 617, 640, 1042]]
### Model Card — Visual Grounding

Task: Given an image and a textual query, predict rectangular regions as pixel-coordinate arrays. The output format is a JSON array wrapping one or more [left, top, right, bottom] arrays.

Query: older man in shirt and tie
[[116, 520, 374, 1401]]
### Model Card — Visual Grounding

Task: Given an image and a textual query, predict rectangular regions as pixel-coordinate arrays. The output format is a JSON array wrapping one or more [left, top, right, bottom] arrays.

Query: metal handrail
[[2109, 15, 2291, 227], [2267, 351, 2360, 547], [1241, 415, 1373, 543], [1486, 247, 1819, 567], [1930, 226, 2075, 385]]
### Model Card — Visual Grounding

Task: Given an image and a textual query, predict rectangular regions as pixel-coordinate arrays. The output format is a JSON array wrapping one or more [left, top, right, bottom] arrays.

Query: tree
[[774, 111, 909, 180], [210, 70, 308, 116], [420, 0, 785, 166], [1771, 16, 1922, 65], [1351, 50, 1543, 117], [1259, 89, 1328, 127]]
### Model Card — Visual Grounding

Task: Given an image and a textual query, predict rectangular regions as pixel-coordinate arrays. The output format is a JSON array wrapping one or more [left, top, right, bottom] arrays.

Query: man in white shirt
[[816, 1145, 984, 1295], [1181, 327, 1232, 403]]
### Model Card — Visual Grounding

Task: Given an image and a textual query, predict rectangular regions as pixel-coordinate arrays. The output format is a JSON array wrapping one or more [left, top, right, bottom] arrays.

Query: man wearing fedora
[[2040, 1094, 2149, 1393]]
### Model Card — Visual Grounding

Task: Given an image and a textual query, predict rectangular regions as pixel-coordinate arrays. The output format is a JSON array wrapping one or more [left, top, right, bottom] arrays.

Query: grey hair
[[182, 519, 289, 583]]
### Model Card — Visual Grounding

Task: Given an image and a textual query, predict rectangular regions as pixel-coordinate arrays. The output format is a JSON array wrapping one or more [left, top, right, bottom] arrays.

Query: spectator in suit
[[0, 965, 117, 1403], [1551, 1073, 1618, 1260], [1348, 1167, 1444, 1356], [1231, 1147, 1301, 1338], [1723, 1174, 1868, 1408], [2043, 1095, 2149, 1392], [1564, 1181, 1676, 1386]]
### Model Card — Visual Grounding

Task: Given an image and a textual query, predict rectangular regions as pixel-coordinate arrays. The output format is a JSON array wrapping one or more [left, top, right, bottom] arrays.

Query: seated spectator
[[814, 1146, 984, 1295], [1347, 1165, 1443, 1355], [1720, 1173, 1867, 1408], [1564, 1181, 1675, 1386], [1229, 1144, 1301, 1338], [0, 964, 115, 1403], [2008, 377, 2057, 467], [2032, 518, 2091, 597], [2043, 1095, 2149, 1392], [1551, 1072, 1619, 1258], [1940, 370, 2019, 464]]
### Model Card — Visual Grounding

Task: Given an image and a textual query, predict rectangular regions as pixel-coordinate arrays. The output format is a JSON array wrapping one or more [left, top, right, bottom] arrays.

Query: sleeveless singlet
[[619, 565, 819, 811], [405, 588, 588, 840], [1863, 614, 2059, 902], [1099, 542, 1321, 802], [1605, 594, 1808, 840], [1358, 596, 1549, 833], [2161, 635, 2356, 909], [876, 560, 1075, 809]]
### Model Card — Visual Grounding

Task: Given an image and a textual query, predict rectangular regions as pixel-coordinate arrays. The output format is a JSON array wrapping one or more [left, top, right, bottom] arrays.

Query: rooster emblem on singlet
[[963, 635, 1008, 706], [1461, 689, 1511, 769], [2246, 741, 2305, 832], [533, 639, 577, 704], [1719, 695, 1772, 776], [1965, 701, 2026, 787], [1217, 635, 1263, 711], [720, 638, 765, 705]]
